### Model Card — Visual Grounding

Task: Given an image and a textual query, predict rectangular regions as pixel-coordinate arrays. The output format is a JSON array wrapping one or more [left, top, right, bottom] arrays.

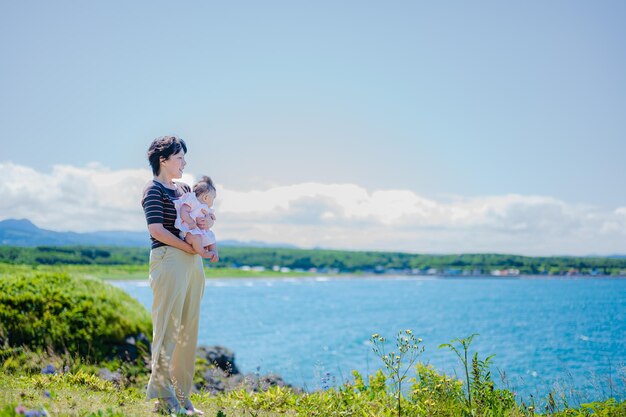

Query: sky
[[1, 1, 626, 255]]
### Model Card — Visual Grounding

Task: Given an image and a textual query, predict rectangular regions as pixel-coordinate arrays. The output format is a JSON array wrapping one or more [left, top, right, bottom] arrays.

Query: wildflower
[[41, 364, 56, 375], [405, 329, 412, 334], [44, 390, 51, 398], [23, 409, 48, 417], [372, 333, 379, 338], [15, 405, 26, 414]]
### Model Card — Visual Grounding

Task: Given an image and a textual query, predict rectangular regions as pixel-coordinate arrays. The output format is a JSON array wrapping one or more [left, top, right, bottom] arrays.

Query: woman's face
[[160, 150, 186, 179]]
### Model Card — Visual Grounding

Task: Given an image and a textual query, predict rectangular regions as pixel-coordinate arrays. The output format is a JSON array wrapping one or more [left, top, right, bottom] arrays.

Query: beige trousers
[[146, 245, 205, 401]]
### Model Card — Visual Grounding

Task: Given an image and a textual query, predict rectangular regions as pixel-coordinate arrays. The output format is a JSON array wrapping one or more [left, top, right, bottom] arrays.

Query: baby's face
[[199, 190, 216, 207]]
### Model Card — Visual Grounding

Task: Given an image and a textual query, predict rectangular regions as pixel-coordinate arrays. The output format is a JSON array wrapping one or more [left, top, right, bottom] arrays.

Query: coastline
[[2, 262, 624, 281], [102, 270, 626, 281]]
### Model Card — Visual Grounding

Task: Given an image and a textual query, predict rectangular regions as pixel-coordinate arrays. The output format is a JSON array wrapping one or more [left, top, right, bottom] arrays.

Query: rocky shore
[[98, 337, 295, 394], [194, 345, 296, 394]]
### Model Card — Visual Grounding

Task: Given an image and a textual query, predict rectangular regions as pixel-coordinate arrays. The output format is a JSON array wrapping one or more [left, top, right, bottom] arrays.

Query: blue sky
[[1, 1, 625, 254]]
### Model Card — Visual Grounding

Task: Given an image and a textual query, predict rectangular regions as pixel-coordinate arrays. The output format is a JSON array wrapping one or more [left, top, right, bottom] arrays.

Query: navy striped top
[[141, 180, 191, 249]]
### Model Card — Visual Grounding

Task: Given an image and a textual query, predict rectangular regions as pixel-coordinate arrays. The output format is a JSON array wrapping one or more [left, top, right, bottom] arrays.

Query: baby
[[174, 176, 219, 262]]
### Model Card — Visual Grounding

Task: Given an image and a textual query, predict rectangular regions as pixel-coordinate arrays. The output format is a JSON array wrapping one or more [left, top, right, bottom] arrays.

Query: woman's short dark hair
[[147, 136, 187, 175]]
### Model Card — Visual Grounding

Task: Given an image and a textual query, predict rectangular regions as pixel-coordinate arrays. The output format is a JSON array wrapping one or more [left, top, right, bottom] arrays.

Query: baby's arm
[[179, 204, 197, 229]]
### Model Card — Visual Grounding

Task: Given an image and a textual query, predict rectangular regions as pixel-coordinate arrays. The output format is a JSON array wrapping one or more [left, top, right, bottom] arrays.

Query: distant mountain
[[0, 218, 297, 248], [0, 219, 149, 247], [220, 239, 298, 249]]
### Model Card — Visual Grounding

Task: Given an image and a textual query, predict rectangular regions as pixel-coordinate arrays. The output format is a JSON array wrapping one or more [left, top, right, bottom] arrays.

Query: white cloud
[[1, 161, 625, 255], [1, 162, 151, 232]]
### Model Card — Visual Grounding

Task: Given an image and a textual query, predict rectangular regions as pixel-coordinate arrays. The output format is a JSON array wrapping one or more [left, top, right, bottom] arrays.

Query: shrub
[[0, 272, 151, 362]]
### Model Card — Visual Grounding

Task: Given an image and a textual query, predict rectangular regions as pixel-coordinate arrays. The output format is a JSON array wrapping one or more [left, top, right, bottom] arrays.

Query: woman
[[141, 136, 214, 415]]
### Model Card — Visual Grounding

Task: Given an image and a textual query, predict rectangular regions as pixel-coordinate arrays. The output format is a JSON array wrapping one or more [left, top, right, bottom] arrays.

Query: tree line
[[1, 245, 625, 276]]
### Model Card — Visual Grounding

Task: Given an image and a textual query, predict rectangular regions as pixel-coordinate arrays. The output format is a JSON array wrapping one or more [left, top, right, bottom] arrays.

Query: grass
[[2, 366, 625, 417], [1, 265, 625, 416], [0, 371, 287, 416], [1, 333, 624, 417], [0, 263, 313, 281]]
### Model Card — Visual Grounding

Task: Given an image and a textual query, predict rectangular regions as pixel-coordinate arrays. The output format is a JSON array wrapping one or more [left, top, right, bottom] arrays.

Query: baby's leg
[[184, 233, 205, 255]]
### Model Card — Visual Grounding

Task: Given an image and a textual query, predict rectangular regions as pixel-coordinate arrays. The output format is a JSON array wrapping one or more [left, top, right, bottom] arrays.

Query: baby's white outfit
[[174, 192, 216, 247]]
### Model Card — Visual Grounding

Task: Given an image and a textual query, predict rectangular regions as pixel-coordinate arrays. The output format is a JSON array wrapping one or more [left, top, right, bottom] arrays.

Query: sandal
[[181, 398, 204, 416], [154, 397, 188, 415]]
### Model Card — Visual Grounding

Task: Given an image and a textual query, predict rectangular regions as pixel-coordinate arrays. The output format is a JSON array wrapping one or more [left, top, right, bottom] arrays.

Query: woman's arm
[[148, 224, 216, 259], [148, 224, 195, 254], [143, 184, 211, 256]]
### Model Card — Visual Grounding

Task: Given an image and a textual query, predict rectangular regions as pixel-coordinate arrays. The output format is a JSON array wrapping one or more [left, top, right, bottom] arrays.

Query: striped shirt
[[141, 180, 191, 249]]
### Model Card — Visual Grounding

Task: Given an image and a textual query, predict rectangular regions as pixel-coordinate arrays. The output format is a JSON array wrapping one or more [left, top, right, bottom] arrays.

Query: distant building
[[491, 269, 520, 276]]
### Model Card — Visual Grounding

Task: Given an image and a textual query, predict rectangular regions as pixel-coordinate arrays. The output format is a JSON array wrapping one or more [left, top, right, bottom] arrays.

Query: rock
[[195, 366, 229, 394], [193, 345, 299, 395], [229, 372, 290, 392], [257, 373, 289, 391], [112, 332, 151, 363], [196, 345, 240, 375], [125, 333, 150, 348]]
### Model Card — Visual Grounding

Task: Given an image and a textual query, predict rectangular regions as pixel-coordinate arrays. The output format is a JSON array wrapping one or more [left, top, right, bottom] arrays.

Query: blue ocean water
[[112, 276, 626, 402]]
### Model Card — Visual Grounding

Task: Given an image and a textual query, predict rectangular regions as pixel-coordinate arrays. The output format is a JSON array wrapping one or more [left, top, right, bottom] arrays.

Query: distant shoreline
[[111, 274, 626, 282], [3, 245, 626, 278], [101, 267, 626, 281], [2, 262, 625, 281]]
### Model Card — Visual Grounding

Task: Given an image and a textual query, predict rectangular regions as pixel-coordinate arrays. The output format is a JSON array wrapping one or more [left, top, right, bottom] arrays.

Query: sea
[[112, 275, 626, 403]]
